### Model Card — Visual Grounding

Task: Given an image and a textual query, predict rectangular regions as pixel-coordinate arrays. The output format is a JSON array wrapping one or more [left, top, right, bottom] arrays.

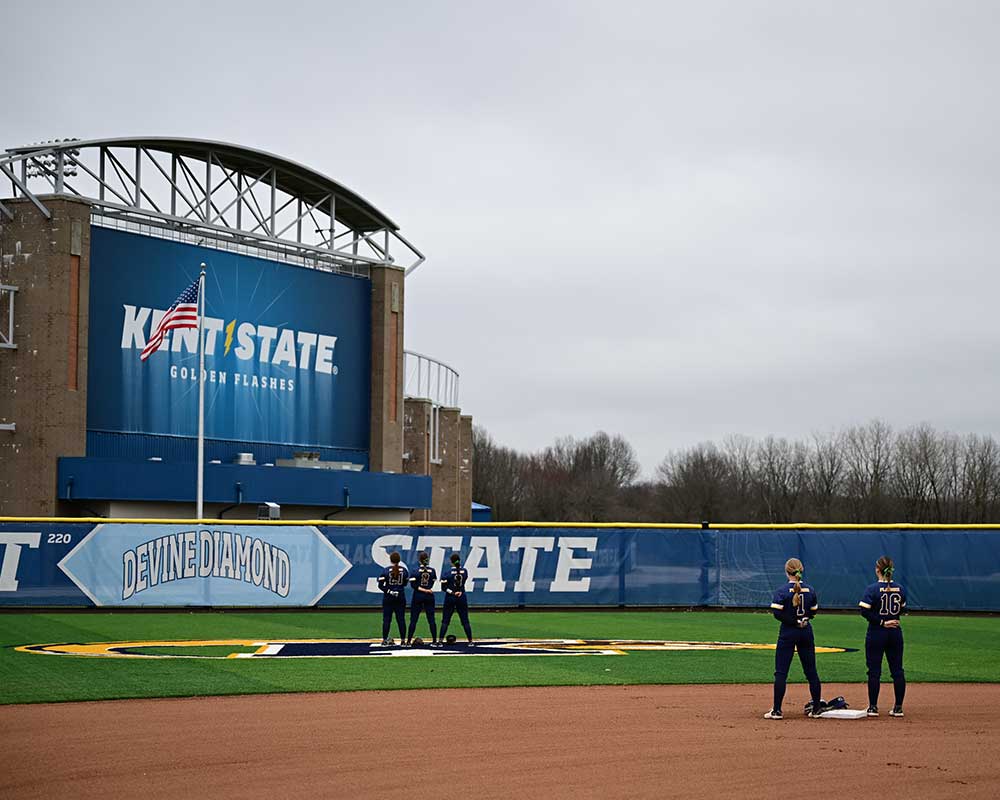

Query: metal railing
[[404, 350, 459, 408], [404, 350, 460, 465]]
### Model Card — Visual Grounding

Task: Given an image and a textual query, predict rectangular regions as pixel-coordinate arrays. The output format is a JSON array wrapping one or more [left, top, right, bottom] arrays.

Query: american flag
[[140, 277, 201, 361]]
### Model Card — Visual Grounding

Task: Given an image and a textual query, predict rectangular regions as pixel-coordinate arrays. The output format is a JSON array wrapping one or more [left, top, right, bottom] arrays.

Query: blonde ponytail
[[876, 555, 894, 583], [785, 558, 804, 607]]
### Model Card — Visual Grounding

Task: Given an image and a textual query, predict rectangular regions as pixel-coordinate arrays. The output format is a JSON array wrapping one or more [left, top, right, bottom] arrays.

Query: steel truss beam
[[0, 139, 425, 274], [0, 161, 51, 219]]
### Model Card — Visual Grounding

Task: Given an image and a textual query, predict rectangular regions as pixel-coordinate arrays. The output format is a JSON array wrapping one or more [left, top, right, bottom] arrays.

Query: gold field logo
[[17, 638, 856, 659]]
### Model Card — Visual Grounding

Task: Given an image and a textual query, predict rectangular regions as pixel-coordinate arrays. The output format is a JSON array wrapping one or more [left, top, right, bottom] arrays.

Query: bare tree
[[471, 426, 527, 520], [962, 434, 1000, 522], [568, 432, 641, 522], [657, 443, 731, 522], [843, 419, 894, 522], [806, 430, 846, 521], [722, 435, 757, 520], [753, 437, 809, 522], [892, 425, 935, 522], [475, 421, 1000, 523]]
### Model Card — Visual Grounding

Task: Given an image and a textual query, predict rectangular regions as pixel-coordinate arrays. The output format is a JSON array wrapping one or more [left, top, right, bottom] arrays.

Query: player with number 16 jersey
[[858, 555, 907, 717]]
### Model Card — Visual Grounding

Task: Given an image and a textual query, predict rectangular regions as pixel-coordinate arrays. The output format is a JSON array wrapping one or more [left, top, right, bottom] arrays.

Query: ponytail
[[389, 551, 401, 578], [785, 558, 804, 607], [876, 555, 894, 583]]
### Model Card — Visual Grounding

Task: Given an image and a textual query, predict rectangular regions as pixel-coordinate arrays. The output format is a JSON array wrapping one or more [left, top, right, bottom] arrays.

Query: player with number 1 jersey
[[763, 558, 824, 719], [858, 555, 907, 717]]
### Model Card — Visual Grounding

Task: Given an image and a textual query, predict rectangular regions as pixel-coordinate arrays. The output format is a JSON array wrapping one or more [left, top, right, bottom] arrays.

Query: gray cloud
[[7, 0, 1000, 474]]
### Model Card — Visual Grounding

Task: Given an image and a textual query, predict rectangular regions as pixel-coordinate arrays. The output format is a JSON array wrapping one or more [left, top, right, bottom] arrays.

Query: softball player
[[763, 558, 824, 719], [406, 551, 439, 646], [438, 552, 473, 644], [858, 555, 906, 717], [377, 551, 409, 646]]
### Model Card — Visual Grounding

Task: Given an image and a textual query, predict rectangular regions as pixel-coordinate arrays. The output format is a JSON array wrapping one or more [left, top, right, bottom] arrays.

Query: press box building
[[0, 138, 472, 521]]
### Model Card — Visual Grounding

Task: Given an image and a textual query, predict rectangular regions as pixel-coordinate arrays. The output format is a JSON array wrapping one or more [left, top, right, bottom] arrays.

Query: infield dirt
[[2, 683, 997, 799]]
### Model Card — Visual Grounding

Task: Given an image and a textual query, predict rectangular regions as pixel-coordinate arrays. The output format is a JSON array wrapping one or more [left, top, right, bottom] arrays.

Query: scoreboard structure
[[0, 138, 472, 521]]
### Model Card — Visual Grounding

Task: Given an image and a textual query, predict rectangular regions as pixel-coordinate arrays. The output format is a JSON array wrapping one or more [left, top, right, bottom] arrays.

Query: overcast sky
[[7, 1, 1000, 475]]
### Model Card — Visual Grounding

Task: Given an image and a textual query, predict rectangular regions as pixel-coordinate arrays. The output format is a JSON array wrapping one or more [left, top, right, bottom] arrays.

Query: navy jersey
[[858, 580, 906, 627], [769, 581, 819, 628], [377, 564, 410, 598], [442, 566, 469, 596], [409, 565, 438, 597]]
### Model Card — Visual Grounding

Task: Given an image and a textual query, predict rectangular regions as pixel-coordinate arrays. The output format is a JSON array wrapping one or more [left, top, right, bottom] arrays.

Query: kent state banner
[[86, 228, 371, 451]]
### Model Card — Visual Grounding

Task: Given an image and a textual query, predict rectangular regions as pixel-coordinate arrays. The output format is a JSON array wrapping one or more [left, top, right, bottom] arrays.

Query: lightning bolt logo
[[224, 320, 236, 356]]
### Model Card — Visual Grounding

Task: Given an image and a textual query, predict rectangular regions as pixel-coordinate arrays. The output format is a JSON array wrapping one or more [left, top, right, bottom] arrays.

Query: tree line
[[472, 420, 1000, 524]]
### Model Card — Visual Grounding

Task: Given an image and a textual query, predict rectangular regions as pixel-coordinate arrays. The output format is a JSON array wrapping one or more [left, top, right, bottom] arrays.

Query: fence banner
[[1, 522, 999, 610], [713, 528, 1000, 612]]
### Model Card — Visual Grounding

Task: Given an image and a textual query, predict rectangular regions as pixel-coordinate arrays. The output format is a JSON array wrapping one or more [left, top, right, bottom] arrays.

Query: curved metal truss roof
[[0, 137, 424, 275]]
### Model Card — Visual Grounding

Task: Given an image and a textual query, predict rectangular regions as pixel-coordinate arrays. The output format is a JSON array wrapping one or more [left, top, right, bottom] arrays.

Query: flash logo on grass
[[16, 639, 857, 659]]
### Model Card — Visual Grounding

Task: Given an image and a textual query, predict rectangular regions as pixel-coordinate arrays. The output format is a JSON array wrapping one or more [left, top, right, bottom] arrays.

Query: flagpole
[[196, 263, 207, 521]]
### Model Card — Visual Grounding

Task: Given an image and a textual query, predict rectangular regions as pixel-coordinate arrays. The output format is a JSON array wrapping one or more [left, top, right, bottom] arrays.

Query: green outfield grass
[[2, 610, 998, 705]]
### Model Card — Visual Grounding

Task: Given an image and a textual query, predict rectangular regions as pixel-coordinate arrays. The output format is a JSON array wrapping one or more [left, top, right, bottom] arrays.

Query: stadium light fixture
[[25, 139, 80, 179]]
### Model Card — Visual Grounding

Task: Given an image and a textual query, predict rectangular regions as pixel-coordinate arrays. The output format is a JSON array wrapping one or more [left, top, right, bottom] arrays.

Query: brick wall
[[369, 265, 405, 473], [0, 197, 91, 515]]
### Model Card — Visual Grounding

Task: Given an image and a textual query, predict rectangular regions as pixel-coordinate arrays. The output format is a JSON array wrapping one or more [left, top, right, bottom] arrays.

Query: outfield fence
[[1, 520, 997, 611]]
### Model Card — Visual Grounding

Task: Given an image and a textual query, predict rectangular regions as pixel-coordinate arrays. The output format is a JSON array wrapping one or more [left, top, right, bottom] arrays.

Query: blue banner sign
[[2, 523, 999, 610], [86, 228, 371, 451], [59, 524, 351, 607]]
